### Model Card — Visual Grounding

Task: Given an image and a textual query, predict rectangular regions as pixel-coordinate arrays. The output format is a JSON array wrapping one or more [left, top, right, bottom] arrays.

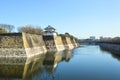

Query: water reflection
[[0, 53, 45, 80], [100, 47, 120, 61], [0, 57, 26, 79], [39, 50, 73, 80], [0, 50, 73, 80]]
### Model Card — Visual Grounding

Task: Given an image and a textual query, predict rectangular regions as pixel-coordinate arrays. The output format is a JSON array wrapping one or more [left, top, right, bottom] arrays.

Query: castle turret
[[44, 25, 57, 36]]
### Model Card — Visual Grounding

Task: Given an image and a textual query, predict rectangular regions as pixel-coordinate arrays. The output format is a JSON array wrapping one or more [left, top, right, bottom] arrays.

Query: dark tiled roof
[[45, 25, 56, 30]]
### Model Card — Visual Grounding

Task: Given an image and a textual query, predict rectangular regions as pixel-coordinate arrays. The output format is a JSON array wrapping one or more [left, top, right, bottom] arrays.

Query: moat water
[[0, 45, 120, 80]]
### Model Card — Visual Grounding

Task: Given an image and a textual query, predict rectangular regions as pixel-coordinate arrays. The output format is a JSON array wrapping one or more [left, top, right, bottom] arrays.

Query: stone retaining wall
[[0, 32, 78, 57], [43, 35, 57, 52], [0, 33, 23, 48], [22, 33, 47, 57], [0, 33, 47, 58], [65, 37, 74, 49], [54, 35, 65, 51], [99, 43, 120, 56]]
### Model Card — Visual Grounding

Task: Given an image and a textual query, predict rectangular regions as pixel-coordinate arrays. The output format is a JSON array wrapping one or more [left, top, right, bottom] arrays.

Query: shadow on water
[[100, 47, 120, 61], [0, 50, 73, 80]]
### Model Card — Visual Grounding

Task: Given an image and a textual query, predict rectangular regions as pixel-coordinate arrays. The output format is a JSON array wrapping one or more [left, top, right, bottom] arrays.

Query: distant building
[[44, 25, 57, 36], [89, 36, 95, 40], [100, 36, 103, 40]]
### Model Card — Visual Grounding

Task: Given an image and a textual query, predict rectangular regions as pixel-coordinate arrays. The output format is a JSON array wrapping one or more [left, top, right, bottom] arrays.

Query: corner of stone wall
[[54, 35, 65, 51], [22, 32, 47, 57]]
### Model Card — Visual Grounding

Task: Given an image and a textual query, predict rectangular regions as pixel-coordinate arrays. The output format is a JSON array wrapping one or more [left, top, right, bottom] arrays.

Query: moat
[[0, 45, 120, 80]]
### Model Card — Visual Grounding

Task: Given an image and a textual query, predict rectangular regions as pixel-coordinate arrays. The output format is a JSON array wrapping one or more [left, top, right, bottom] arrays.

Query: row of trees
[[0, 24, 75, 38], [0, 24, 43, 34], [18, 25, 43, 35], [0, 24, 78, 42], [0, 24, 14, 33], [99, 37, 120, 43]]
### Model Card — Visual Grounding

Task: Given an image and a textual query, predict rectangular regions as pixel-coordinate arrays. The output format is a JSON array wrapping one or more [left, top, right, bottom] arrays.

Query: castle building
[[44, 25, 57, 36]]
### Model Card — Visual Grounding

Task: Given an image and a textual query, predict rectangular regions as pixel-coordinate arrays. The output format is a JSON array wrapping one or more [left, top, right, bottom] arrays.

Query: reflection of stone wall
[[23, 54, 45, 79], [0, 53, 45, 79], [0, 54, 45, 79], [0, 65, 24, 78]]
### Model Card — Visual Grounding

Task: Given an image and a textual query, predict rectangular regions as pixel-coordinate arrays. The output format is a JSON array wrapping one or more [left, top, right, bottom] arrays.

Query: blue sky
[[0, 0, 120, 39]]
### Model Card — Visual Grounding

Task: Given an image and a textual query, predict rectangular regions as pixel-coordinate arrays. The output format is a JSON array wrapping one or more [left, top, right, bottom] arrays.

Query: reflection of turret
[[0, 53, 45, 80]]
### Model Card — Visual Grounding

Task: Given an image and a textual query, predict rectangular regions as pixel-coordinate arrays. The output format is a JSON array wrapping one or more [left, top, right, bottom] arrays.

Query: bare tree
[[18, 25, 43, 35], [0, 24, 15, 33]]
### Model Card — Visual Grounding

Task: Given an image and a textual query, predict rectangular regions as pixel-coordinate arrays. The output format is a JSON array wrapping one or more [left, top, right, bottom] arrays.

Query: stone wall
[[0, 33, 23, 48], [54, 35, 65, 51], [22, 33, 47, 57], [43, 35, 57, 52], [0, 33, 26, 57], [0, 33, 47, 58], [0, 32, 78, 57], [60, 35, 77, 49], [65, 37, 74, 49], [0, 65, 24, 78], [99, 43, 120, 56], [43, 34, 78, 51], [70, 37, 78, 47]]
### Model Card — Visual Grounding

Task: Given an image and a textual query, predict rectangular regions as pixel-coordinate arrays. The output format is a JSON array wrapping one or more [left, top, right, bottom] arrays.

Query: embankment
[[0, 32, 78, 57], [22, 32, 47, 57], [60, 35, 76, 49], [99, 42, 120, 56], [0, 32, 47, 58], [43, 35, 65, 52], [54, 35, 65, 51]]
